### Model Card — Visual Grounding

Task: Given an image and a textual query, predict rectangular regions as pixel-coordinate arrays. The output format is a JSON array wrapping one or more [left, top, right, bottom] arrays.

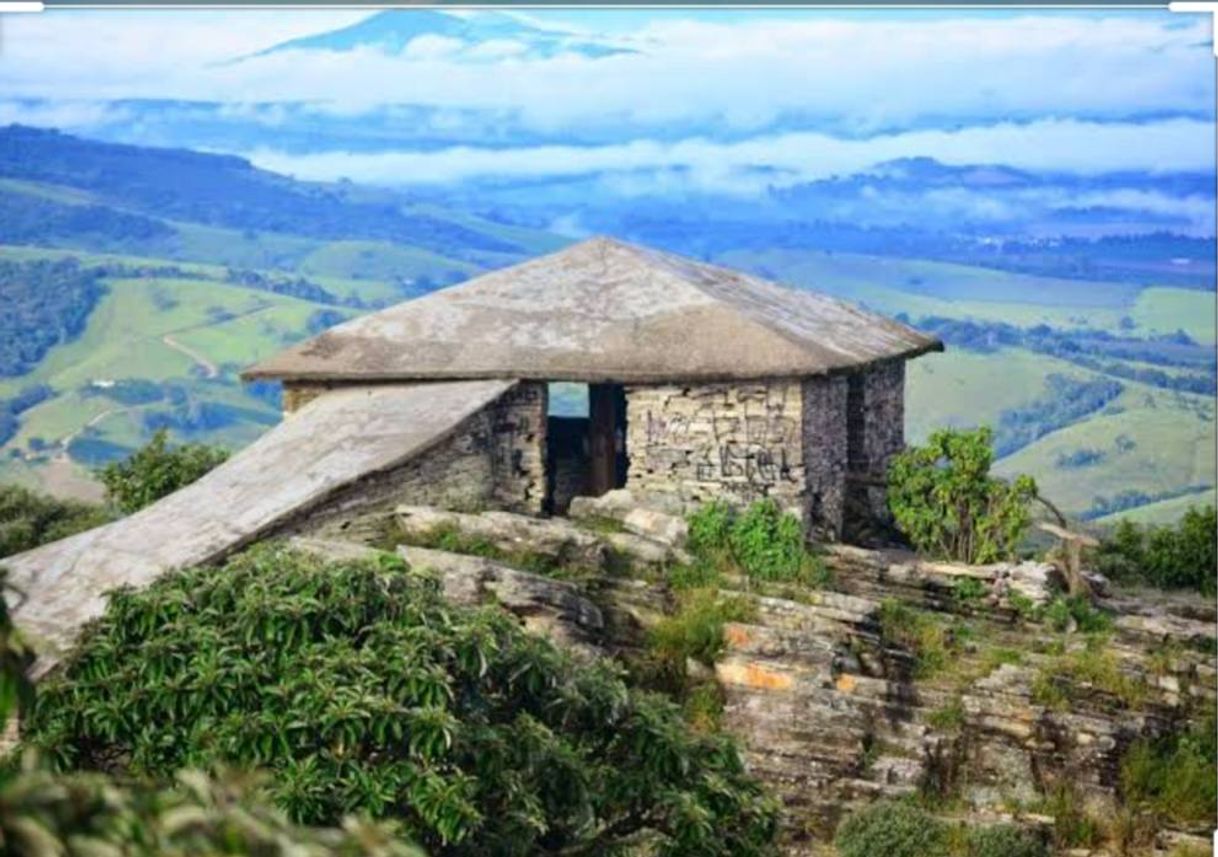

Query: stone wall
[[620, 377, 867, 539], [275, 382, 547, 541], [623, 381, 808, 515], [844, 361, 905, 539], [801, 375, 849, 540]]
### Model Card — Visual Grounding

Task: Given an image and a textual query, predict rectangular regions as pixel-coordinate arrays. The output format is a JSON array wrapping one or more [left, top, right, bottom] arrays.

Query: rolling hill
[[0, 126, 1212, 524]]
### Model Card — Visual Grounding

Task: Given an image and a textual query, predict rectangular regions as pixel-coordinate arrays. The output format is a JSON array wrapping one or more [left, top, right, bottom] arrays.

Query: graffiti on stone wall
[[642, 385, 799, 487]]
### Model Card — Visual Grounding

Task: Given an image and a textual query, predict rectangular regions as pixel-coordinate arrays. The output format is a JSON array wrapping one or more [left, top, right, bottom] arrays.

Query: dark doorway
[[588, 383, 628, 496], [544, 382, 628, 515]]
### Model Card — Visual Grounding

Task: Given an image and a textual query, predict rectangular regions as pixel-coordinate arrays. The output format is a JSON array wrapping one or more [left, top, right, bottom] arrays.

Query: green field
[[718, 247, 1212, 340], [993, 381, 1215, 518], [1095, 487, 1217, 526], [0, 151, 1212, 524], [905, 347, 1216, 521]]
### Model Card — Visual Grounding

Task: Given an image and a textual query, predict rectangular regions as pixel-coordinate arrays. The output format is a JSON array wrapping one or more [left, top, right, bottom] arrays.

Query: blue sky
[[0, 7, 1213, 206]]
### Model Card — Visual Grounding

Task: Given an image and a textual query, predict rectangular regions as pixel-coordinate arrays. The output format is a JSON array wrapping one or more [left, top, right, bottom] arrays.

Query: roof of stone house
[[7, 380, 515, 674], [243, 236, 942, 384]]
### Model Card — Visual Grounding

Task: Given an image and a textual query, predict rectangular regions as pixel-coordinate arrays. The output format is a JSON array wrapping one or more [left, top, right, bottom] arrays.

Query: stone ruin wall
[[800, 375, 849, 541], [275, 381, 547, 542], [623, 380, 810, 519], [623, 376, 862, 539], [845, 361, 905, 537]]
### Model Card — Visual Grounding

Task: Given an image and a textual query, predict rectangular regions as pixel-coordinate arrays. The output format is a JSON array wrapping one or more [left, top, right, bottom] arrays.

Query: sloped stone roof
[[7, 380, 514, 675], [244, 237, 941, 384]]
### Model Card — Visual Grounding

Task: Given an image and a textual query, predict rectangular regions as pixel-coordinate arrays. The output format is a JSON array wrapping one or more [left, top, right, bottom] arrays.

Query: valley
[[0, 126, 1213, 525]]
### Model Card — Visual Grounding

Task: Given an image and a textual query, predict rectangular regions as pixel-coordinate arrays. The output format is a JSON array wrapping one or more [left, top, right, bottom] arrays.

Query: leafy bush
[[967, 824, 1048, 857], [24, 545, 778, 855], [0, 484, 111, 559], [728, 499, 806, 581], [687, 500, 733, 556], [887, 427, 1038, 564], [1042, 595, 1114, 634], [1092, 506, 1216, 594], [834, 800, 947, 857], [0, 568, 419, 857], [1121, 709, 1217, 826], [684, 499, 816, 584], [96, 428, 228, 513], [0, 765, 424, 857]]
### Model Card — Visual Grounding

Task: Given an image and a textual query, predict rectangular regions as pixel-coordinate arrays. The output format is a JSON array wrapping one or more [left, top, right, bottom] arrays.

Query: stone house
[[245, 237, 941, 541]]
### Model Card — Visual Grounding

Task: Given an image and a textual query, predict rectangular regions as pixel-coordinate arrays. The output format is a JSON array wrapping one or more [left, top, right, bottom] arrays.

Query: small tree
[[0, 484, 111, 559], [1092, 505, 1217, 594], [887, 427, 1037, 564], [97, 428, 228, 514]]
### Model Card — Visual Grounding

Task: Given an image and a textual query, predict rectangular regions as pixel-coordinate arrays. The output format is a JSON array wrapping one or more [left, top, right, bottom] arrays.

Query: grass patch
[[1031, 637, 1147, 710], [1121, 707, 1217, 826], [390, 521, 572, 579], [682, 682, 727, 734], [927, 697, 967, 733], [649, 588, 757, 669], [876, 599, 959, 679]]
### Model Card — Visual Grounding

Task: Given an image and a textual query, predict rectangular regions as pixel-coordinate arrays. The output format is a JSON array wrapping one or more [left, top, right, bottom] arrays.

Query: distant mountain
[[0, 124, 565, 265], [245, 10, 634, 61]]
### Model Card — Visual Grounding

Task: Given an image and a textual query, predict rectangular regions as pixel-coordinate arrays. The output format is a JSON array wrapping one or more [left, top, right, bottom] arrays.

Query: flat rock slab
[[8, 380, 514, 673], [394, 505, 686, 570]]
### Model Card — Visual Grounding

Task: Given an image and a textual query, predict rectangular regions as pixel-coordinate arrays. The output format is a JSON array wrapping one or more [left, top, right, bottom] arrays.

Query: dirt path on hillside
[[162, 335, 219, 379], [56, 407, 125, 461]]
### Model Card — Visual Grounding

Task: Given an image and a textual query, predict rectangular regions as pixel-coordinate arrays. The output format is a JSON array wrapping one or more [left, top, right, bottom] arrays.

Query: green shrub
[[834, 800, 948, 857], [97, 428, 228, 513], [25, 545, 778, 855], [1043, 595, 1113, 634], [728, 499, 806, 581], [1092, 506, 1217, 594], [684, 499, 816, 585], [0, 563, 419, 857], [967, 824, 1048, 857], [687, 500, 733, 556], [950, 577, 987, 608], [0, 764, 424, 857], [887, 427, 1037, 564], [0, 484, 111, 558], [650, 587, 757, 668], [876, 599, 955, 678], [1121, 709, 1217, 826]]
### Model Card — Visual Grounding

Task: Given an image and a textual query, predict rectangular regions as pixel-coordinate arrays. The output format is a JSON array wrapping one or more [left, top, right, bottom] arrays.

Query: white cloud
[[0, 10, 1210, 134], [242, 119, 1215, 190]]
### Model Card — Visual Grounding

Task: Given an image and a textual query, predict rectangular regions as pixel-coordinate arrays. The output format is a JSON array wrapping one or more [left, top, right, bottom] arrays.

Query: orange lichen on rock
[[717, 660, 793, 691]]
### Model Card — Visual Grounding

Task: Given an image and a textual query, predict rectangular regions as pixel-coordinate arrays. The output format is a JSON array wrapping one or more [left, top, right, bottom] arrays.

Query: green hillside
[[0, 127, 1212, 525]]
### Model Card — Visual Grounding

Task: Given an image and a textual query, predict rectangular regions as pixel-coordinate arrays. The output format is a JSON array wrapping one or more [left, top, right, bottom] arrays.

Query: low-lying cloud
[[244, 119, 1216, 191]]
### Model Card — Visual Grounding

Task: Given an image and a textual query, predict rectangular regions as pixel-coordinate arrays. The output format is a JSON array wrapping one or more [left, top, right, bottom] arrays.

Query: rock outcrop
[[304, 513, 1217, 856], [394, 504, 689, 570]]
